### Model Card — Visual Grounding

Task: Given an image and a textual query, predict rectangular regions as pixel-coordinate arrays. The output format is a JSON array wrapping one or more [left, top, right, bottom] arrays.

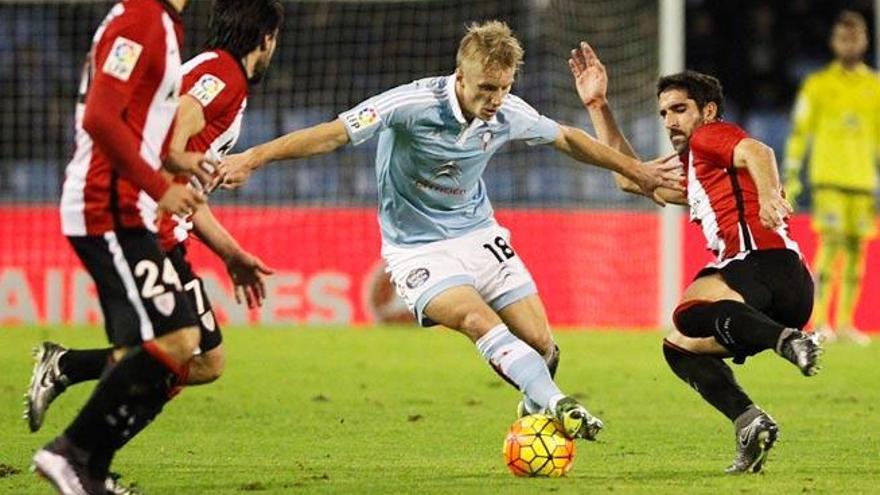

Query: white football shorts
[[381, 223, 537, 327]]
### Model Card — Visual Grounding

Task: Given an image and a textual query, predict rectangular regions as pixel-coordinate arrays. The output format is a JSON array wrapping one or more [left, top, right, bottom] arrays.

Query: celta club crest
[[405, 268, 430, 289], [432, 161, 462, 184]]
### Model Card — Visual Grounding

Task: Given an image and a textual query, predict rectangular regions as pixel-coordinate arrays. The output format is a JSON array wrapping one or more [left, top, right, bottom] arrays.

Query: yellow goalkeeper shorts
[[811, 187, 877, 239]]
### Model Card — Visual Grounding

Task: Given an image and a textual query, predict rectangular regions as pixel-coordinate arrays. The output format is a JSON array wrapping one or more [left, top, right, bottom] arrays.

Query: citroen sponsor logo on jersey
[[189, 74, 226, 107], [102, 36, 143, 82], [405, 268, 430, 289], [432, 161, 462, 184]]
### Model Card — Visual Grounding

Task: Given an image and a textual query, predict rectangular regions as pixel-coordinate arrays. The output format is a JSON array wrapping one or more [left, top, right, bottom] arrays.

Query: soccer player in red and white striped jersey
[[157, 46, 253, 252], [30, 3, 282, 491], [28, 4, 282, 451], [569, 43, 822, 474], [59, 0, 209, 235], [31, 0, 215, 492]]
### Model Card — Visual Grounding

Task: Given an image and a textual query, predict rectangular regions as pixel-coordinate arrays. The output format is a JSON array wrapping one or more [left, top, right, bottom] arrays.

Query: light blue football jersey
[[339, 74, 561, 246]]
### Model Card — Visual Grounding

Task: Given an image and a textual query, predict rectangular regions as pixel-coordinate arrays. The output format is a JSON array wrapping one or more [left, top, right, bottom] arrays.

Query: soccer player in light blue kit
[[220, 21, 682, 440]]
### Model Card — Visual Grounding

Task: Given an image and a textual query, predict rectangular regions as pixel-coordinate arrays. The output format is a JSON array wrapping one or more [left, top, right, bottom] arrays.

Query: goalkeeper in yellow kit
[[785, 11, 879, 345]]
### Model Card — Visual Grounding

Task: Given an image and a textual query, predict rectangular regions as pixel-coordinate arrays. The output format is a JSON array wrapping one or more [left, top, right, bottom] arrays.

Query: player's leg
[[170, 245, 226, 384], [837, 235, 870, 344], [25, 343, 111, 432], [674, 271, 819, 374], [471, 226, 558, 414], [497, 294, 555, 359], [33, 230, 200, 489], [423, 285, 563, 406], [422, 286, 600, 440], [664, 287, 777, 474], [664, 331, 778, 475], [811, 188, 846, 338], [25, 341, 222, 433], [467, 225, 600, 437], [188, 346, 226, 384], [665, 279, 756, 421], [667, 265, 818, 473], [662, 330, 757, 420], [496, 294, 559, 416], [837, 193, 874, 344], [26, 248, 225, 431]]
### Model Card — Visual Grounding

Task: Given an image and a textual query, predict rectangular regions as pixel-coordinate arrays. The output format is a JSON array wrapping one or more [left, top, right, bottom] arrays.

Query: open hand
[[226, 250, 274, 309], [569, 41, 608, 108]]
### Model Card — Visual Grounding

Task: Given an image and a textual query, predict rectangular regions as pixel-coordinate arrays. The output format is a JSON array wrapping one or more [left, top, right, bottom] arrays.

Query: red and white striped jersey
[[60, 0, 183, 236], [158, 49, 249, 251], [685, 122, 800, 264]]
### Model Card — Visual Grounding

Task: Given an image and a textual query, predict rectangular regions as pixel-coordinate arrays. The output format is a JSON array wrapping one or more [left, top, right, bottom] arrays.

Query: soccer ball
[[503, 414, 576, 477]]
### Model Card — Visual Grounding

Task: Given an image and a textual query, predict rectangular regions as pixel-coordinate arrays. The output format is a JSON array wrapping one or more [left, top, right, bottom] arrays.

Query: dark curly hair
[[657, 70, 725, 118], [205, 0, 284, 60]]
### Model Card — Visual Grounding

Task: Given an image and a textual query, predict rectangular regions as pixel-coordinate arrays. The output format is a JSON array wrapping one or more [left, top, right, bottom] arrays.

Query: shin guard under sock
[[476, 325, 564, 411], [523, 343, 561, 414]]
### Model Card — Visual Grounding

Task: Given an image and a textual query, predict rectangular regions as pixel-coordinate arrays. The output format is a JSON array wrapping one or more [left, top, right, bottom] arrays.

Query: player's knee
[[664, 331, 694, 353], [672, 300, 713, 338], [459, 308, 502, 339], [203, 349, 226, 383], [154, 326, 201, 364], [664, 330, 727, 356]]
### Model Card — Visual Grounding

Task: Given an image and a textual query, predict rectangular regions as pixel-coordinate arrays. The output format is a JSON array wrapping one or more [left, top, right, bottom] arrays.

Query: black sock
[[64, 345, 181, 478], [662, 339, 753, 421], [674, 300, 786, 358], [59, 348, 113, 386]]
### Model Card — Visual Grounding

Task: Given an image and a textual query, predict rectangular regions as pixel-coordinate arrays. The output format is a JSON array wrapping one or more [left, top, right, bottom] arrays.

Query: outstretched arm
[[218, 119, 350, 189], [191, 205, 274, 308], [568, 41, 687, 206], [553, 126, 683, 204], [734, 138, 792, 230]]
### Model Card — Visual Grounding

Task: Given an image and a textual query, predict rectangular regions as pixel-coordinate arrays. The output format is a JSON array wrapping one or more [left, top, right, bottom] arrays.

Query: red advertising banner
[[1, 205, 877, 330], [0, 206, 657, 328]]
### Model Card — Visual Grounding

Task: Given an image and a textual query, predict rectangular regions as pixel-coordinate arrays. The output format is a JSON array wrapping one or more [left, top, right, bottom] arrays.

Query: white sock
[[476, 324, 564, 411]]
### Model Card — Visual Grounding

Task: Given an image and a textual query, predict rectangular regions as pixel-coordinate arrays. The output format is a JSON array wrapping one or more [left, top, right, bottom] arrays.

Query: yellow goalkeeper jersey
[[785, 61, 880, 192]]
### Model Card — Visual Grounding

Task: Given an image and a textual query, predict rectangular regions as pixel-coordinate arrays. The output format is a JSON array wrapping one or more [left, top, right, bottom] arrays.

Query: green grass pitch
[[1, 325, 878, 494]]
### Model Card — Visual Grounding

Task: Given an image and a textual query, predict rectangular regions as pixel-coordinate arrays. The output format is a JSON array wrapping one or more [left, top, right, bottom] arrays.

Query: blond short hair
[[456, 20, 524, 71]]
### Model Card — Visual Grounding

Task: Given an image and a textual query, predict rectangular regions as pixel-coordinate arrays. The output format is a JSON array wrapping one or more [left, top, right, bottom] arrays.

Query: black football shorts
[[67, 229, 199, 347], [166, 244, 223, 354], [696, 248, 814, 329]]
